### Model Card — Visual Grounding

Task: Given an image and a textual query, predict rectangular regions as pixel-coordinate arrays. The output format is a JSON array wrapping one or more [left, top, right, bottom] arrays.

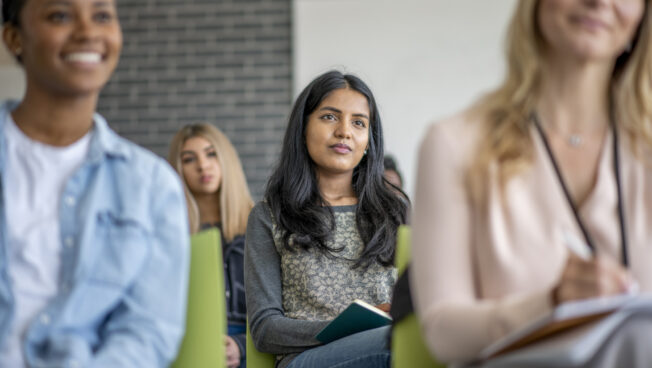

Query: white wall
[[0, 44, 24, 101], [294, 0, 517, 197]]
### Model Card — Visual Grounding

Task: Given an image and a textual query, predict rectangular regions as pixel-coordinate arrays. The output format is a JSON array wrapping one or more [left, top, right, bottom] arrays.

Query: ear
[[2, 24, 23, 60]]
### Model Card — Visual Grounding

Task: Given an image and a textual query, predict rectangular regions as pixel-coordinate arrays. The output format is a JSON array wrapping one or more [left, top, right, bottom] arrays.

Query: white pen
[[562, 230, 593, 261]]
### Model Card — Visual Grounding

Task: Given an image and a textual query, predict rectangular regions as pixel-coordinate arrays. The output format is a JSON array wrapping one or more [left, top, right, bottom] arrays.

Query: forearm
[[249, 309, 330, 354], [419, 290, 553, 363]]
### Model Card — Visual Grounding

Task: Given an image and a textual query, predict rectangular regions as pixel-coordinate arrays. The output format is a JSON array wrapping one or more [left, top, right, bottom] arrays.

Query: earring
[[364, 149, 368, 155], [14, 47, 22, 56]]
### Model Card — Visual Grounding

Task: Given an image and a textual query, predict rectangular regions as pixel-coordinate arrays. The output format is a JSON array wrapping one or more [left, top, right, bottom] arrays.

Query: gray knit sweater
[[244, 202, 396, 368]]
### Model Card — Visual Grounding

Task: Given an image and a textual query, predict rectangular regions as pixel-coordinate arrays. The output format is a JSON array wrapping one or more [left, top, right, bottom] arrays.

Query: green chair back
[[171, 229, 226, 368], [391, 225, 446, 368], [246, 321, 276, 368]]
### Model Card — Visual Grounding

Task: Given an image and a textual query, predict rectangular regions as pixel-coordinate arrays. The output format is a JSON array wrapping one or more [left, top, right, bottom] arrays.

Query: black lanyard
[[532, 112, 629, 267]]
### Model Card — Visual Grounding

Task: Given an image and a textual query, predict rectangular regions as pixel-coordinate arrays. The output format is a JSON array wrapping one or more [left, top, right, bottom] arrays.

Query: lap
[[287, 326, 391, 368]]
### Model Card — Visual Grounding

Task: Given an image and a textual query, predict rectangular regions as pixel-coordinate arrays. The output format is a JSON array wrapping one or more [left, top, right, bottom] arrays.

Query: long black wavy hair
[[265, 70, 408, 269]]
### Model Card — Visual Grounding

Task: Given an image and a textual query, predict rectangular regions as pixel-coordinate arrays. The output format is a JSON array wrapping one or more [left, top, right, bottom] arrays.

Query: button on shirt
[[0, 116, 91, 367], [0, 101, 190, 367]]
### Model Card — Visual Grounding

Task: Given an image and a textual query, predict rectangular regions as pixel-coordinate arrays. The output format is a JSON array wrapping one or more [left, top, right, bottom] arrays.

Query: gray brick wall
[[98, 0, 292, 199]]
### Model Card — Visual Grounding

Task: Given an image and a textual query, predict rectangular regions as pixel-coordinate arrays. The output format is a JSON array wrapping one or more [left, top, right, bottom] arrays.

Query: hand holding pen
[[550, 231, 638, 306]]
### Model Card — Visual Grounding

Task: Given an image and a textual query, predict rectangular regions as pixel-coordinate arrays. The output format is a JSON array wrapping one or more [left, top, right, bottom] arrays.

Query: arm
[[244, 203, 330, 354], [411, 120, 552, 363], [90, 163, 190, 367]]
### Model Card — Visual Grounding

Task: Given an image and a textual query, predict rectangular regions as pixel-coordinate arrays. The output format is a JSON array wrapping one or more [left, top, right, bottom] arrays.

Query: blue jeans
[[287, 326, 391, 368]]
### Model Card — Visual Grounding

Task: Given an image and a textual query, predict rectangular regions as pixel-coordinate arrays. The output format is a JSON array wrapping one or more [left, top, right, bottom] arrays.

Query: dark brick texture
[[98, 0, 292, 199]]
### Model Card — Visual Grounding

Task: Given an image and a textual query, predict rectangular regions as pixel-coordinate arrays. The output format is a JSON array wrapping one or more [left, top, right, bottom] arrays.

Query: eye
[[93, 10, 115, 23], [181, 156, 195, 164], [353, 119, 367, 128], [47, 11, 71, 23], [320, 113, 336, 121], [207, 151, 218, 158]]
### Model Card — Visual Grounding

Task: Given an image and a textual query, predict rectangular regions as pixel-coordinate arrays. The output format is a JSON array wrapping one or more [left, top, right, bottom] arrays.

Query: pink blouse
[[411, 110, 652, 363]]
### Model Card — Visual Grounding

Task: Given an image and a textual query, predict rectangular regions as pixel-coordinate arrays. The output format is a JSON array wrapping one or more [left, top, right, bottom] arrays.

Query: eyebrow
[[43, 0, 113, 7], [44, 0, 71, 6], [318, 106, 369, 120], [180, 145, 215, 155], [92, 1, 114, 8]]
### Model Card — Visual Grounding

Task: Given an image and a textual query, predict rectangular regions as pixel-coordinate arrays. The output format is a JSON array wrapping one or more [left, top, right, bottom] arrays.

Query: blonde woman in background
[[169, 123, 253, 368], [412, 0, 652, 366]]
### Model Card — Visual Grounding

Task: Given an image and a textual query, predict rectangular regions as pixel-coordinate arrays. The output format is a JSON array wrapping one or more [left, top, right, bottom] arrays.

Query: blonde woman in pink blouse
[[412, 0, 652, 366]]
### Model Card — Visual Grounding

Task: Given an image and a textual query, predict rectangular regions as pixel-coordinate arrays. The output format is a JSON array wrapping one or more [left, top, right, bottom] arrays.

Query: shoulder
[[247, 201, 274, 230], [419, 107, 485, 168]]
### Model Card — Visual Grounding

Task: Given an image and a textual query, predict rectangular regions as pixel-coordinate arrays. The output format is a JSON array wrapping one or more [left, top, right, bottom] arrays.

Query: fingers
[[224, 335, 241, 367], [553, 253, 636, 305], [375, 303, 391, 313]]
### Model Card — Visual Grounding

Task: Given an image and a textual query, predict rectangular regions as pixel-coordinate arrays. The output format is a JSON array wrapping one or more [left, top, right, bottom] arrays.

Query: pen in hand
[[562, 231, 593, 261], [562, 231, 639, 295]]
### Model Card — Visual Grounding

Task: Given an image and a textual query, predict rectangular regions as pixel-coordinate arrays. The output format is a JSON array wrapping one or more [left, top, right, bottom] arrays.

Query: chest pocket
[[88, 211, 150, 287]]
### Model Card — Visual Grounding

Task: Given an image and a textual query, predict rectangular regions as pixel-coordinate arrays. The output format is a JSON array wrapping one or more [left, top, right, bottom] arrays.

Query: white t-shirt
[[0, 116, 91, 367]]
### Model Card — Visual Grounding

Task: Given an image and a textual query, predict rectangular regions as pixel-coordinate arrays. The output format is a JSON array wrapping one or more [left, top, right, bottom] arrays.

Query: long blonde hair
[[469, 0, 652, 202], [168, 123, 253, 240]]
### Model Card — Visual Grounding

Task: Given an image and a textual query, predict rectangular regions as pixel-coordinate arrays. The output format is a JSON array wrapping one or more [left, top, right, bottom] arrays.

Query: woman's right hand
[[552, 253, 636, 306]]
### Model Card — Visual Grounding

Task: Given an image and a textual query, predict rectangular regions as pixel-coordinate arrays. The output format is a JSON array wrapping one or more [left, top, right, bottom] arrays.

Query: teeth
[[65, 52, 101, 63]]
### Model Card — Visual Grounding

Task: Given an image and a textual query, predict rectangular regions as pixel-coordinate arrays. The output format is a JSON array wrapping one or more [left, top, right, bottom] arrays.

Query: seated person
[[245, 70, 408, 368], [412, 1, 652, 366], [0, 0, 189, 366], [169, 123, 253, 368]]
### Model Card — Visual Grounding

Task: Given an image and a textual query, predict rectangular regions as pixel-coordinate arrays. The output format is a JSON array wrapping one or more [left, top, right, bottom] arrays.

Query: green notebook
[[315, 299, 392, 344]]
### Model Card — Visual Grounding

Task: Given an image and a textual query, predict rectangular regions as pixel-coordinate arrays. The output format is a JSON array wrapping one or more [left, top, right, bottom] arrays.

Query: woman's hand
[[552, 253, 636, 306], [225, 335, 241, 368], [375, 303, 391, 313]]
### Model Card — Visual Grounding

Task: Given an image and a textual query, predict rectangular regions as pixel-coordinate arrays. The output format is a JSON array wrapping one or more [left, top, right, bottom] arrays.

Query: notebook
[[479, 294, 642, 361], [315, 299, 392, 344]]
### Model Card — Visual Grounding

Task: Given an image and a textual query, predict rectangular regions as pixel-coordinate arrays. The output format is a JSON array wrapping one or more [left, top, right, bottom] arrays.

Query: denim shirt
[[0, 101, 190, 367]]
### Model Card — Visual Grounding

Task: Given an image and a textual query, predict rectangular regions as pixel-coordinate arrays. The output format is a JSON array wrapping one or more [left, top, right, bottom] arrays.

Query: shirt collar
[[0, 100, 131, 167]]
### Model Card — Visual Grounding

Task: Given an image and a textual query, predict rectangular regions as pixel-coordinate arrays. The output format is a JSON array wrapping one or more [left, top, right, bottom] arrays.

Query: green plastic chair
[[171, 229, 226, 368], [246, 321, 275, 368], [391, 225, 445, 368]]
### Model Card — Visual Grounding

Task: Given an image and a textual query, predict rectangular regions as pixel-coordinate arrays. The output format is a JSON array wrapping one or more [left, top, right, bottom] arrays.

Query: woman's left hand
[[225, 335, 241, 368]]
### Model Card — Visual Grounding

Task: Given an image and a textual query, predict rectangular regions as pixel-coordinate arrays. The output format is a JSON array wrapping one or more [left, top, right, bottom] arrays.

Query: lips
[[200, 175, 213, 184], [330, 143, 352, 154], [571, 15, 609, 32]]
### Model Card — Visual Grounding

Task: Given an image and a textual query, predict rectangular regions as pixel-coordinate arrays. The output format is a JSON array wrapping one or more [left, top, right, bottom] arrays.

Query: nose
[[196, 155, 210, 171], [72, 14, 99, 42], [334, 119, 352, 139]]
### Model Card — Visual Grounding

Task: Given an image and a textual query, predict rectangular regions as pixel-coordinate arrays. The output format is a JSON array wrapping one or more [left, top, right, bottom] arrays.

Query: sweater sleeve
[[244, 202, 330, 354], [411, 119, 553, 364]]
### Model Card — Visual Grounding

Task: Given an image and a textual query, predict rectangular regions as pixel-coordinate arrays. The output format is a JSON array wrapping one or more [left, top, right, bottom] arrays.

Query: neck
[[12, 86, 99, 146], [317, 170, 357, 206], [196, 192, 221, 224], [538, 53, 613, 134]]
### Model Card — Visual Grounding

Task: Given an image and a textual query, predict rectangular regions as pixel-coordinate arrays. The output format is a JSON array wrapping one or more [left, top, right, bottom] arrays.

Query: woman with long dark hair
[[245, 70, 408, 368]]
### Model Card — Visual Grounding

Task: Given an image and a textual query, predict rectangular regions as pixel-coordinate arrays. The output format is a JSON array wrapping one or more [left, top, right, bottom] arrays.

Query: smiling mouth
[[64, 52, 102, 64], [572, 15, 608, 31]]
